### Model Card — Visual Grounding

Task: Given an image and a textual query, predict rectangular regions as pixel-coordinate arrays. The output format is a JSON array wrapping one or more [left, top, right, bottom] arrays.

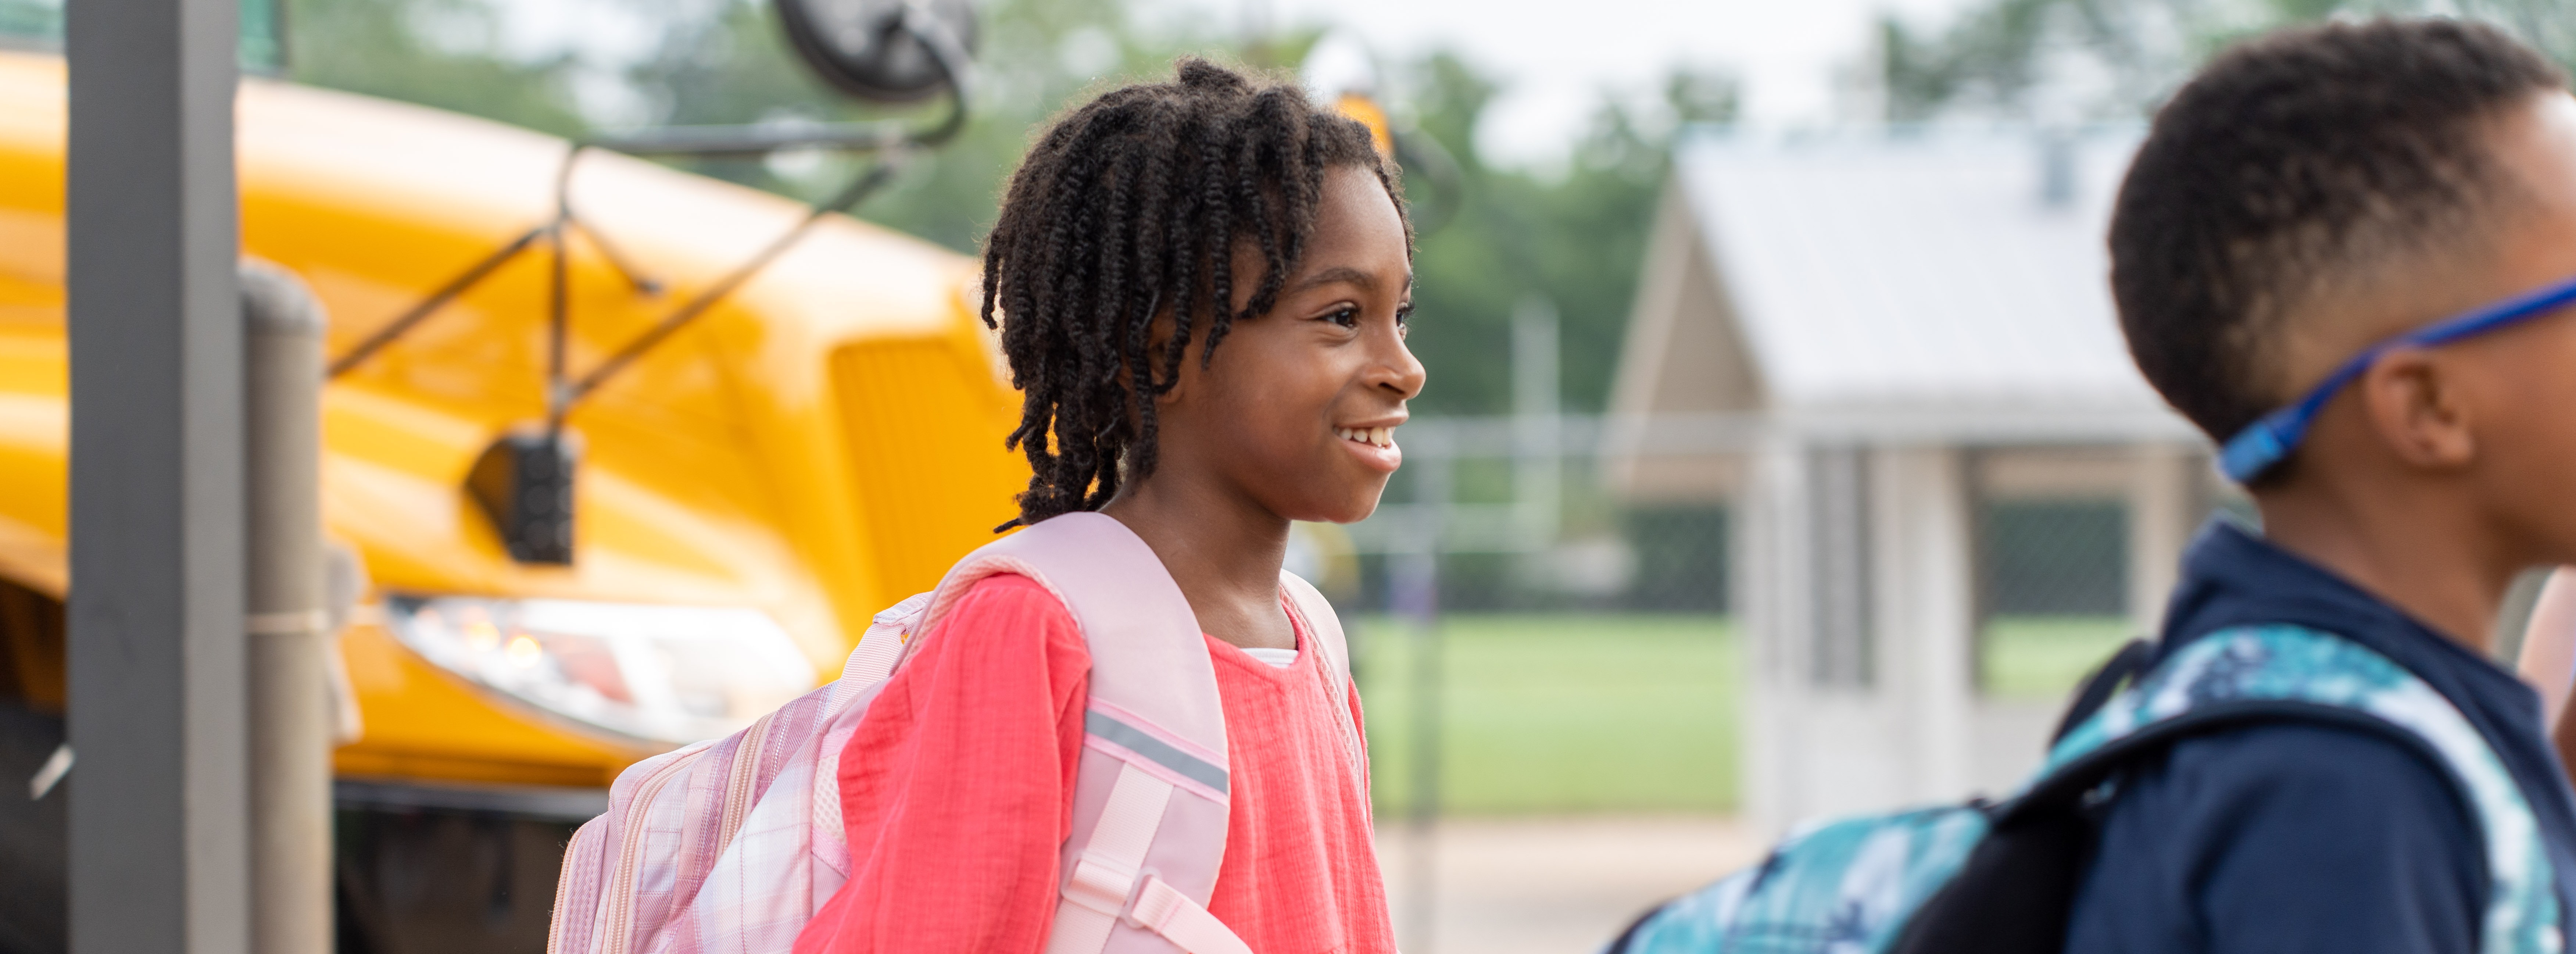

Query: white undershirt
[[1241, 647, 1299, 669]]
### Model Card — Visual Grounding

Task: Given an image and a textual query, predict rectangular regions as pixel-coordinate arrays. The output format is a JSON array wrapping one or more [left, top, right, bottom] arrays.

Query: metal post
[[1511, 297, 1561, 548], [1392, 453, 1448, 954], [2125, 442, 2201, 638], [243, 263, 331, 954], [65, 0, 249, 953]]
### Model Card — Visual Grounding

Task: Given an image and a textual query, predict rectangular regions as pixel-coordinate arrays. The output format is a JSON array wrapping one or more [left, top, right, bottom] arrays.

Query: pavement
[[1373, 815, 1763, 954]]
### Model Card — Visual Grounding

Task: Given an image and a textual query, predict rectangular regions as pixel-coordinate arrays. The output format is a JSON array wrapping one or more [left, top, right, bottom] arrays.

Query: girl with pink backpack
[[550, 58, 1420, 954]]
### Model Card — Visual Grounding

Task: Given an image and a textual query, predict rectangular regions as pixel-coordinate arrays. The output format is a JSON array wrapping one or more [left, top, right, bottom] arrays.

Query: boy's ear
[[2359, 349, 2478, 471]]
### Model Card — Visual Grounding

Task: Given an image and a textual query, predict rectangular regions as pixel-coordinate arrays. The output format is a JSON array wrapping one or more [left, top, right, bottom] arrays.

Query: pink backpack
[[547, 512, 1364, 954]]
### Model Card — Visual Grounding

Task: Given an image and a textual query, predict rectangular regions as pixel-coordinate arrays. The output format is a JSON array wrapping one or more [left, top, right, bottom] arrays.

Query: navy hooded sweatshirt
[[2064, 520, 2576, 953]]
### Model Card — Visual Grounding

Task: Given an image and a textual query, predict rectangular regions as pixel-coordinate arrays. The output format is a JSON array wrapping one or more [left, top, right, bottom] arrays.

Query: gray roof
[[1673, 126, 2169, 416]]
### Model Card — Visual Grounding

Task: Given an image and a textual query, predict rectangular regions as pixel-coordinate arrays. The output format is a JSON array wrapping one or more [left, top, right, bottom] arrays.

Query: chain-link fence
[[1344, 511, 1730, 616], [1966, 447, 2225, 699], [1975, 496, 2133, 698]]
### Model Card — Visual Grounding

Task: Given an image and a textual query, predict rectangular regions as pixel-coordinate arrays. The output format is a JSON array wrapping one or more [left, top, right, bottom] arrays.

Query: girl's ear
[[1145, 309, 1212, 407], [1119, 310, 1191, 411]]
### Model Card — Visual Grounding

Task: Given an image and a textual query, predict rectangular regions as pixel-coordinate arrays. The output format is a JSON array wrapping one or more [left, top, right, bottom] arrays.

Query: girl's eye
[[1395, 304, 1414, 337], [1325, 307, 1361, 329]]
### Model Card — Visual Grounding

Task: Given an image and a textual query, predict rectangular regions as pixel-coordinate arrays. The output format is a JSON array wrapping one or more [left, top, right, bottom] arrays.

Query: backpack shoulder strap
[[1277, 571, 1350, 687], [2020, 625, 2562, 954], [2047, 636, 2155, 746], [1279, 571, 1366, 784], [913, 511, 1249, 954]]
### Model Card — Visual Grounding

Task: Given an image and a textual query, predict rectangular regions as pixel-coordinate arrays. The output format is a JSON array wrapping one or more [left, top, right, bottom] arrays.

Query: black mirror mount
[[467, 430, 580, 565], [776, 0, 978, 106]]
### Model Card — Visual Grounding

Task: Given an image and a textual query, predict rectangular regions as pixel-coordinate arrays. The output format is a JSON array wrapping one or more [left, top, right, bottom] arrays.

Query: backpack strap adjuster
[[1127, 875, 1256, 954], [1062, 853, 1143, 919]]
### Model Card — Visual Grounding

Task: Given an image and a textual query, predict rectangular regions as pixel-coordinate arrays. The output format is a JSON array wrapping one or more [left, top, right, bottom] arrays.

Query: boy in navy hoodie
[[2074, 18, 2576, 953]]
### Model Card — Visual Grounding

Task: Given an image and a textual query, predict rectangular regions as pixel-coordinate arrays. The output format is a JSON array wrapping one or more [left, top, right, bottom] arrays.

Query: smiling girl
[[791, 59, 1419, 954]]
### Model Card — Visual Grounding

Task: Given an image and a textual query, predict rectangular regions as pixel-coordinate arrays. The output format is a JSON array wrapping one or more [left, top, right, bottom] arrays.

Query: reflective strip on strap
[[1085, 709, 1229, 796]]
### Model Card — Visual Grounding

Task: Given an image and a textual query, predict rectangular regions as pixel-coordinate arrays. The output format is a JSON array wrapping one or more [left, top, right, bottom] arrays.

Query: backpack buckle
[[1062, 853, 1142, 919]]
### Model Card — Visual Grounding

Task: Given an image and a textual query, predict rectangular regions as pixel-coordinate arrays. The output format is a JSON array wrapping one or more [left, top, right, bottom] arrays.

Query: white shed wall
[[1739, 441, 2196, 834]]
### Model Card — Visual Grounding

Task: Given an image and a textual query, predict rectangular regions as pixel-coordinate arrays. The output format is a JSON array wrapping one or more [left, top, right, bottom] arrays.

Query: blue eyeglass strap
[[2217, 272, 2576, 483]]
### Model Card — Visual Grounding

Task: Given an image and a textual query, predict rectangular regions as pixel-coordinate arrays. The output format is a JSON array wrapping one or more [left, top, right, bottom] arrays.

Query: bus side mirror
[[467, 431, 579, 565], [774, 0, 978, 104]]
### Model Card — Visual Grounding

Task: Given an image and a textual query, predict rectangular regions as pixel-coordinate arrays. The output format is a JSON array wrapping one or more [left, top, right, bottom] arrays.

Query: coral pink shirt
[[794, 573, 1396, 954]]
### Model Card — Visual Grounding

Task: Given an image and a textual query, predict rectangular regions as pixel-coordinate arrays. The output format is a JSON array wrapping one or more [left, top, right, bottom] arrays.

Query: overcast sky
[[1166, 0, 1982, 164]]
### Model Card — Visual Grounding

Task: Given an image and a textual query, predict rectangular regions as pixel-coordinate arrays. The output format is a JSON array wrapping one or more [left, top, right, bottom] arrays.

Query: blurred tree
[[1878, 0, 2058, 121], [622, 0, 1292, 253], [1401, 53, 1737, 414], [286, 0, 588, 136], [1877, 0, 2576, 121], [0, 0, 53, 43]]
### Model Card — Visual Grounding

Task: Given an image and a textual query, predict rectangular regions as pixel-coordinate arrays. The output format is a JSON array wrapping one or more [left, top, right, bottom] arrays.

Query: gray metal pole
[[1393, 453, 1448, 954], [1511, 296, 1560, 548], [64, 0, 250, 951], [243, 262, 330, 954]]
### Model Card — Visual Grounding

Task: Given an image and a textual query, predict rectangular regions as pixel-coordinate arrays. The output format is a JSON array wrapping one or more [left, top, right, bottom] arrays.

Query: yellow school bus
[[0, 30, 1026, 950]]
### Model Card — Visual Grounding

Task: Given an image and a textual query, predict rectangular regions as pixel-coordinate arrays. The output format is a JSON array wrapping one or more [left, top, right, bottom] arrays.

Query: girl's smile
[[1331, 420, 1404, 473]]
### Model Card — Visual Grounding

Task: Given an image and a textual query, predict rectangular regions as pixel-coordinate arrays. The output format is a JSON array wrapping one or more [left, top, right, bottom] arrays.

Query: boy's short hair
[[2111, 18, 2565, 445]]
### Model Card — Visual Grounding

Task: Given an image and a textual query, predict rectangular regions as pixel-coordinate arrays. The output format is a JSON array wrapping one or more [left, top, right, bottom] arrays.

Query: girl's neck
[[1101, 475, 1296, 650]]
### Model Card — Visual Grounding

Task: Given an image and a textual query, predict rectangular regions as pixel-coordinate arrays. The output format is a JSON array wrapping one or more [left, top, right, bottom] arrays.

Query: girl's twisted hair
[[982, 57, 1408, 529]]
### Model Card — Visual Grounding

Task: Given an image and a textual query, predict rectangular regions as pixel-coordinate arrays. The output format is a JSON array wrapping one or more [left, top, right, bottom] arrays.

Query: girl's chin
[[1287, 486, 1391, 526]]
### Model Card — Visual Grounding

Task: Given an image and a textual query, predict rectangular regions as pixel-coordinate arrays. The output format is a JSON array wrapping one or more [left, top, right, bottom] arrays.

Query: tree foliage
[[287, 0, 588, 136], [622, 0, 1275, 251], [1400, 53, 1736, 413], [1878, 0, 2576, 121]]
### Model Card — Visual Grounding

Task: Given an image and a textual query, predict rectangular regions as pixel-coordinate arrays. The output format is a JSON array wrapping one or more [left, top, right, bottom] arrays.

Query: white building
[[1604, 126, 2226, 833]]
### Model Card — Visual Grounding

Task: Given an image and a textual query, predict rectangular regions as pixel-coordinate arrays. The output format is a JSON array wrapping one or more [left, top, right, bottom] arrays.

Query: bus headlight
[[386, 596, 817, 746]]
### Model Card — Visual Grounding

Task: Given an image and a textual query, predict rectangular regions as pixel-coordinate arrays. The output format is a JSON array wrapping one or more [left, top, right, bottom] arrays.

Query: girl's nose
[[1371, 332, 1427, 400]]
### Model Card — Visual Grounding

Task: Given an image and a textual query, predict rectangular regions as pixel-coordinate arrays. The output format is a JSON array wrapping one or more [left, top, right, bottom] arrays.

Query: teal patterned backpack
[[1608, 625, 2565, 954]]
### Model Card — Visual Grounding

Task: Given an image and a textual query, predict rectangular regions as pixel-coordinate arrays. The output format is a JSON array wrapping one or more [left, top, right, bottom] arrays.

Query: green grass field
[[1354, 614, 2132, 815], [1979, 616, 2136, 699], [1356, 615, 1741, 815]]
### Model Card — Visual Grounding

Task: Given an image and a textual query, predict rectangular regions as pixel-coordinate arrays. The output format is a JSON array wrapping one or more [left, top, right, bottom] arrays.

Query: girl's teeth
[[1335, 426, 1396, 448]]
